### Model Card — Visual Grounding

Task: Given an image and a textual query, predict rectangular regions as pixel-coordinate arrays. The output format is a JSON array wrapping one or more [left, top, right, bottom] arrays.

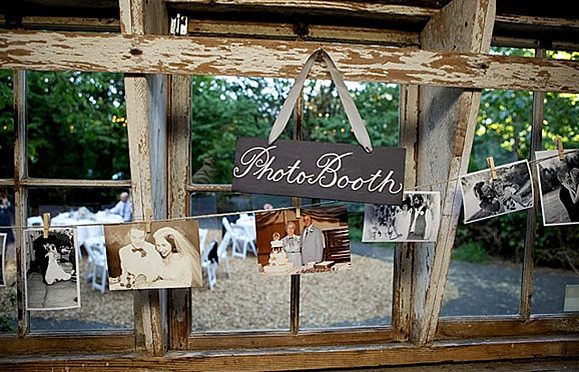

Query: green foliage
[[25, 71, 129, 179], [0, 70, 14, 177], [452, 241, 491, 264]]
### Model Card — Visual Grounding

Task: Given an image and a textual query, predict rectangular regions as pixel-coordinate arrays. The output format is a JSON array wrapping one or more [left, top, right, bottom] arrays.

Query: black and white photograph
[[24, 228, 81, 311], [362, 192, 441, 242], [255, 206, 351, 276], [105, 220, 203, 290], [460, 159, 534, 224], [536, 149, 579, 226], [0, 233, 6, 287]]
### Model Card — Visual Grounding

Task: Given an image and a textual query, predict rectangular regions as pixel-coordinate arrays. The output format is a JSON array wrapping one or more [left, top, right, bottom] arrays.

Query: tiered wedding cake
[[264, 239, 294, 273]]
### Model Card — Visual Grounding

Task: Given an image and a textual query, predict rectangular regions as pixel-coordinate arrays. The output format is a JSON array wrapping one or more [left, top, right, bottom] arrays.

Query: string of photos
[[1, 49, 577, 313]]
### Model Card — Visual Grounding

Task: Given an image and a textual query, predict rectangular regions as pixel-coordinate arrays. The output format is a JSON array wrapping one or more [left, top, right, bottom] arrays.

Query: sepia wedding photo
[[105, 220, 202, 290]]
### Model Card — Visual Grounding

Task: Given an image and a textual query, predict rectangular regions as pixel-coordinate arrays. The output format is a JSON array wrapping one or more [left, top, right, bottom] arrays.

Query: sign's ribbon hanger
[[268, 49, 374, 154]]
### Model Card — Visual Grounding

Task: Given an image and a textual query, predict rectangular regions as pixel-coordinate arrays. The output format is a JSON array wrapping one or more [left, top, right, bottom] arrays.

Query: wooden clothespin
[[486, 156, 497, 180], [42, 213, 51, 239], [295, 207, 301, 219], [145, 208, 152, 234], [557, 137, 565, 161]]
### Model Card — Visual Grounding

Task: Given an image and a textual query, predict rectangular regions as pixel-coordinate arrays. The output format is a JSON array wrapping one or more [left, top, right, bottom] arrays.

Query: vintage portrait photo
[[0, 233, 5, 287], [24, 228, 81, 311], [255, 205, 351, 276], [460, 159, 534, 224], [536, 150, 579, 226], [362, 192, 441, 242], [105, 220, 202, 290]]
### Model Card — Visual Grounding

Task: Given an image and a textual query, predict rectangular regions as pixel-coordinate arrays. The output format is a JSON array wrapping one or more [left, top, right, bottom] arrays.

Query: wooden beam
[[0, 333, 135, 355], [393, 84, 419, 341], [2, 336, 579, 370], [17, 178, 131, 188], [120, 0, 169, 357], [0, 30, 578, 92], [413, 0, 496, 346], [167, 74, 192, 350], [520, 47, 546, 319], [13, 70, 29, 337]]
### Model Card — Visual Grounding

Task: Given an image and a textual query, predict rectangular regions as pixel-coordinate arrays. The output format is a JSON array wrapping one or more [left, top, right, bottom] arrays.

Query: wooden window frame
[[0, 0, 578, 365]]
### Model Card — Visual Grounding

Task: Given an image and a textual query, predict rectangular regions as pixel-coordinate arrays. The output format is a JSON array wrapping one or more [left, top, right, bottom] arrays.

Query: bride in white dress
[[151, 227, 201, 288], [44, 243, 71, 285]]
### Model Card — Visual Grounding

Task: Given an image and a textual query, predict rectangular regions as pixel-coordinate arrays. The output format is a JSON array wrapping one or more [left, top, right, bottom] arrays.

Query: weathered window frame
[[0, 0, 578, 366]]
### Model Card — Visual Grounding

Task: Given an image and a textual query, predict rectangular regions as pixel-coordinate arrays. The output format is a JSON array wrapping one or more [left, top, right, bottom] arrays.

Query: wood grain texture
[[2, 336, 579, 371], [414, 0, 495, 345], [520, 48, 546, 319], [437, 315, 579, 339], [17, 178, 132, 187], [1, 30, 578, 92], [0, 333, 135, 356], [167, 74, 193, 350], [121, 0, 169, 357], [13, 70, 29, 337], [393, 84, 419, 341]]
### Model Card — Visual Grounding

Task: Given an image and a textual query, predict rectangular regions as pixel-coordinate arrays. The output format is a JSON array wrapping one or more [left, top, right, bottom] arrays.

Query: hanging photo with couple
[[24, 228, 81, 311], [536, 149, 579, 226], [460, 159, 534, 224], [255, 205, 351, 276], [105, 220, 202, 290], [362, 192, 441, 243]]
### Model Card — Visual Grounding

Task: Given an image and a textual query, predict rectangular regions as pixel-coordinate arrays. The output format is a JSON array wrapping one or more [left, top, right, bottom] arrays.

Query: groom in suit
[[300, 214, 324, 265]]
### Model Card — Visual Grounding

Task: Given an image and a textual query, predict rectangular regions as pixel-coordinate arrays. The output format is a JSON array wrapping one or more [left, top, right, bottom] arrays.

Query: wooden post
[[167, 74, 192, 349], [13, 70, 29, 337], [393, 84, 419, 341], [412, 0, 496, 345], [119, 0, 169, 356], [520, 47, 546, 318]]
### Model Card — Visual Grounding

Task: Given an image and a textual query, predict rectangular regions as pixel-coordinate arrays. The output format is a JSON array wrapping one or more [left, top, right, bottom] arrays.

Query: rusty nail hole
[[465, 21, 468, 27], [129, 48, 143, 56]]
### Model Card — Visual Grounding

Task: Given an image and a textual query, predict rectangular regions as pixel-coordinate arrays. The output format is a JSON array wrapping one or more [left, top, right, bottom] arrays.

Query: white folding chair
[[216, 232, 232, 279], [84, 237, 108, 294], [199, 228, 217, 290], [222, 217, 256, 259]]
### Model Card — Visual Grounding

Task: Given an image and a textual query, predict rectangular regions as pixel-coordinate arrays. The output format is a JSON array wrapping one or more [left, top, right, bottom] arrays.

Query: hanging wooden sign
[[232, 137, 405, 205]]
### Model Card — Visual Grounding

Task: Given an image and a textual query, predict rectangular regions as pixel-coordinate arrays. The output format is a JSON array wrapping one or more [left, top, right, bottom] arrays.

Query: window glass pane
[[26, 71, 129, 180], [27, 187, 133, 332], [443, 73, 532, 316], [532, 88, 579, 314], [191, 77, 399, 184], [300, 202, 393, 328], [0, 70, 14, 179], [191, 192, 293, 332], [0, 188, 16, 334]]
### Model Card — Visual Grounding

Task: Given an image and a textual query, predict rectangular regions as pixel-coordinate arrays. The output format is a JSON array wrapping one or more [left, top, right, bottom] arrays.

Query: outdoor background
[[0, 47, 577, 333]]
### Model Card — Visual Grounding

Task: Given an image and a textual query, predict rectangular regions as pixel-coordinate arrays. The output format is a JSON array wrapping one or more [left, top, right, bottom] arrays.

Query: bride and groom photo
[[105, 220, 203, 290], [24, 228, 81, 311]]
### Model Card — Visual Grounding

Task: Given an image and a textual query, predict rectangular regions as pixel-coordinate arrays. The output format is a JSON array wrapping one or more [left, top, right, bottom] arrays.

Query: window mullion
[[520, 47, 546, 319]]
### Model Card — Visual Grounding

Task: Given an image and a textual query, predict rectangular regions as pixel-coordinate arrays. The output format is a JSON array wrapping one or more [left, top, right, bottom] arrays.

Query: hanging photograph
[[255, 205, 351, 276], [0, 233, 6, 287], [536, 149, 579, 226], [105, 220, 202, 290], [24, 228, 81, 311], [460, 159, 534, 224], [362, 192, 441, 242]]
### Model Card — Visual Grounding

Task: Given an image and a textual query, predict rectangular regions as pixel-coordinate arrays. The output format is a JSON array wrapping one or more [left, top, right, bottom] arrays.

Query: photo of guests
[[536, 150, 579, 226], [255, 206, 351, 276], [460, 159, 533, 224], [24, 228, 81, 311], [105, 220, 202, 290], [362, 192, 441, 242]]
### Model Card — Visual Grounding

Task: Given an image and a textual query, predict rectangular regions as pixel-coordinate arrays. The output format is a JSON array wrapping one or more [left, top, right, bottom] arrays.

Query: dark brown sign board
[[232, 137, 405, 205]]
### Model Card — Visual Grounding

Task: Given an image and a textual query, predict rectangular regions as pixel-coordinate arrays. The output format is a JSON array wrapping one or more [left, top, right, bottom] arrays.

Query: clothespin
[[557, 137, 565, 161], [295, 207, 301, 219], [43, 213, 50, 239], [145, 208, 152, 235], [486, 156, 497, 180]]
